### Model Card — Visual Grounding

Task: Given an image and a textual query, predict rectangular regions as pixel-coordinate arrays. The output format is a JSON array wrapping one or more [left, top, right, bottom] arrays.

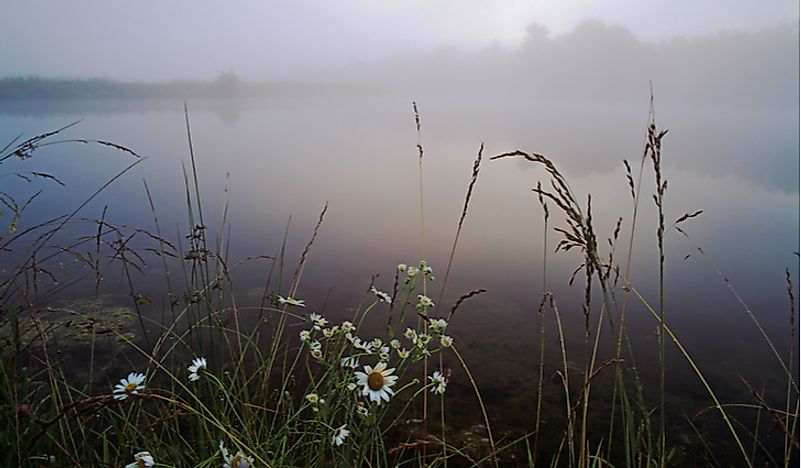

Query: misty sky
[[0, 0, 797, 80]]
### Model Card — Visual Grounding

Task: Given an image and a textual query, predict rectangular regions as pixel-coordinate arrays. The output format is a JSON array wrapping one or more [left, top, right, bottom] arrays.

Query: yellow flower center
[[125, 382, 137, 392], [367, 371, 384, 391]]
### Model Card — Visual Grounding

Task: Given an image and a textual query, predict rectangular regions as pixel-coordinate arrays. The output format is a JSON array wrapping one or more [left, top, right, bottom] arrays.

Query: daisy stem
[[439, 352, 446, 466]]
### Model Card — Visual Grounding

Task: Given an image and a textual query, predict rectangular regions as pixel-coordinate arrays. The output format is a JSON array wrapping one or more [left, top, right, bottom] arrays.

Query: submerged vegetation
[[0, 99, 797, 467]]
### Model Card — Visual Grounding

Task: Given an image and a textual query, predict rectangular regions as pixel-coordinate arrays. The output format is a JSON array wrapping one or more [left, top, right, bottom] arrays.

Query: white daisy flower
[[429, 318, 448, 334], [390, 339, 401, 349], [356, 403, 369, 417], [310, 348, 323, 360], [379, 346, 390, 361], [124, 451, 154, 468], [417, 295, 434, 309], [340, 356, 359, 368], [397, 263, 407, 272], [278, 295, 305, 307], [347, 382, 357, 392], [299, 330, 311, 342], [322, 327, 336, 338], [309, 340, 322, 351], [370, 286, 392, 304], [331, 424, 350, 447], [341, 321, 354, 333], [407, 266, 419, 277], [429, 371, 447, 395], [353, 338, 373, 353], [188, 357, 207, 382], [344, 332, 356, 343], [420, 262, 433, 275], [355, 362, 398, 404], [309, 313, 328, 330], [219, 440, 254, 468], [305, 393, 324, 404], [370, 338, 383, 349], [440, 335, 454, 347], [417, 333, 432, 346], [397, 348, 410, 359], [113, 372, 146, 400], [403, 327, 417, 341]]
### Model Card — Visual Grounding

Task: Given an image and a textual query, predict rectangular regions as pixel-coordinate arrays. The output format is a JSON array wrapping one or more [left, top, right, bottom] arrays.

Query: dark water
[[1, 94, 798, 463]]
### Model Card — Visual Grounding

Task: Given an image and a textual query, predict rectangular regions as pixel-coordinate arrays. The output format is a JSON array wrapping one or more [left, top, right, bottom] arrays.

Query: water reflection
[[0, 94, 797, 463]]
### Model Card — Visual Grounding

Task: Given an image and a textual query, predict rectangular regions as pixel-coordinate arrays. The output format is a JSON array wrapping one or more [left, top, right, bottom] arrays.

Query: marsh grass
[[0, 97, 797, 467]]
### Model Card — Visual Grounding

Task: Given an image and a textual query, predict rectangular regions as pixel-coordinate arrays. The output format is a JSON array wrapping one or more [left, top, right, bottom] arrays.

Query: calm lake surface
[[1, 93, 798, 460]]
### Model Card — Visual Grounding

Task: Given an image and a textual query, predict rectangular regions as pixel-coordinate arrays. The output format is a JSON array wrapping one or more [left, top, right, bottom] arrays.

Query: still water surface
[[1, 93, 797, 460]]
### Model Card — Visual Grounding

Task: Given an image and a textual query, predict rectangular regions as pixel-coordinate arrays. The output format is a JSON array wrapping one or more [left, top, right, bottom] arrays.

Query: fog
[[0, 6, 797, 446], [1, 2, 797, 274], [0, 0, 797, 81], [2, 1, 797, 191], [0, 5, 798, 464], [337, 21, 799, 191]]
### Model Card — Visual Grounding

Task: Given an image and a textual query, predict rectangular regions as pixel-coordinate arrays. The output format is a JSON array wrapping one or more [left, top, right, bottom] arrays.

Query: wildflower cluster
[[400, 259, 435, 286], [402, 316, 453, 356], [110, 262, 458, 461], [293, 262, 455, 414]]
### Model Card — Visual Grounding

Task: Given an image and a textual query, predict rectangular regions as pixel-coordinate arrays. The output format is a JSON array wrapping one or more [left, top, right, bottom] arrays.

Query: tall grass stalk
[[412, 101, 431, 461], [784, 268, 797, 468], [674, 229, 798, 392], [607, 101, 653, 461], [533, 183, 549, 466], [646, 111, 669, 468], [625, 282, 752, 467], [435, 143, 484, 311], [451, 345, 498, 467]]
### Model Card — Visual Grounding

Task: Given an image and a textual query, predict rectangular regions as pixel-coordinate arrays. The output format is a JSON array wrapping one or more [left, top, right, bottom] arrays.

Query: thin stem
[[625, 282, 752, 468], [451, 345, 498, 468]]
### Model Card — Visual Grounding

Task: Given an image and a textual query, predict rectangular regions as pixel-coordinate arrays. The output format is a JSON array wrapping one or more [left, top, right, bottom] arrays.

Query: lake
[[1, 91, 797, 464]]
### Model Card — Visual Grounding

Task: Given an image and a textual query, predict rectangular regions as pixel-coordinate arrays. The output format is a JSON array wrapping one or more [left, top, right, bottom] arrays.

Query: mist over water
[[1, 89, 796, 378], [0, 14, 797, 464]]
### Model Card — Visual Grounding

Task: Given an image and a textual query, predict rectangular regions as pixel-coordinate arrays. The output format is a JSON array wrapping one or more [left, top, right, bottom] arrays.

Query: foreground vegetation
[[0, 100, 797, 467]]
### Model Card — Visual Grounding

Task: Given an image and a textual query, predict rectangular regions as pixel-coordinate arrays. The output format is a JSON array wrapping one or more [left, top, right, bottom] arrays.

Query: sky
[[0, 0, 797, 80]]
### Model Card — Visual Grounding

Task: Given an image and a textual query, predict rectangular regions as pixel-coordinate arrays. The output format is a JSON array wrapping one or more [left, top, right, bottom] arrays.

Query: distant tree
[[214, 70, 241, 96]]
